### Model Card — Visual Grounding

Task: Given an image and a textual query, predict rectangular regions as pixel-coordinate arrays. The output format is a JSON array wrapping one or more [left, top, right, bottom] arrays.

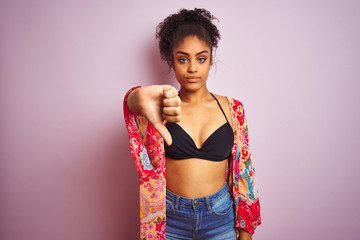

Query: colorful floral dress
[[123, 87, 261, 240]]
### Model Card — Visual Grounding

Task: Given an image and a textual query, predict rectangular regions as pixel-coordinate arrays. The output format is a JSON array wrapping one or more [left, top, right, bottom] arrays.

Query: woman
[[124, 8, 261, 240]]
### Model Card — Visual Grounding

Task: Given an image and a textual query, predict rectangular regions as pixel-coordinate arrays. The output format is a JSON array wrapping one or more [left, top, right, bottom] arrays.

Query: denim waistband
[[166, 182, 230, 211]]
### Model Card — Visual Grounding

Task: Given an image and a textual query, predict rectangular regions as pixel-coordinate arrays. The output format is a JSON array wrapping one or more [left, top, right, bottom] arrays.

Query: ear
[[169, 61, 174, 70], [210, 55, 213, 68], [169, 54, 175, 70]]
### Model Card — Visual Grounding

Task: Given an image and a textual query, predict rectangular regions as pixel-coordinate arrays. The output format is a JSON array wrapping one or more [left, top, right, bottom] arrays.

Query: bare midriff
[[165, 157, 228, 198]]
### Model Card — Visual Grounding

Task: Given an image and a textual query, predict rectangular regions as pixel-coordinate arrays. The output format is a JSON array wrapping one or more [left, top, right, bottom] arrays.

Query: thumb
[[152, 122, 173, 146]]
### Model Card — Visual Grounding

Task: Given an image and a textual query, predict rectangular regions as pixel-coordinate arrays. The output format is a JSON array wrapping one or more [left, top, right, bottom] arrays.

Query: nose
[[187, 60, 198, 73]]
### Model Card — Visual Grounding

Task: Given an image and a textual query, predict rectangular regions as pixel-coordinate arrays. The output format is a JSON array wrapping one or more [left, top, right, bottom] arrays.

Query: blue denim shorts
[[166, 182, 236, 240]]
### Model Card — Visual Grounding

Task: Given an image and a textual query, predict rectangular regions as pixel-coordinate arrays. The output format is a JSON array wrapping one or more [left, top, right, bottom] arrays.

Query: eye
[[179, 58, 188, 63], [197, 58, 206, 63]]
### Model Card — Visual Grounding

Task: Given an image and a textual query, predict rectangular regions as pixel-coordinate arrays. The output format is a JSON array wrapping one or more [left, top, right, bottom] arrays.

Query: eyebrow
[[175, 50, 209, 56]]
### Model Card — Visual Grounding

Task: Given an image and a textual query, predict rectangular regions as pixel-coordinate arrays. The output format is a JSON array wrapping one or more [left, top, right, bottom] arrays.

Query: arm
[[124, 87, 171, 239], [228, 98, 261, 237]]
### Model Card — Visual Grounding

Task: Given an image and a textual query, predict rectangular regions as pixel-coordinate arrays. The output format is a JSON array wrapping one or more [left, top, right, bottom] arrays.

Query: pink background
[[1, 0, 359, 239]]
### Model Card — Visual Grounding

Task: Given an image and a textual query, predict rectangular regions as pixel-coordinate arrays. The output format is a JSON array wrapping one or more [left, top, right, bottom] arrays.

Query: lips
[[184, 76, 201, 83]]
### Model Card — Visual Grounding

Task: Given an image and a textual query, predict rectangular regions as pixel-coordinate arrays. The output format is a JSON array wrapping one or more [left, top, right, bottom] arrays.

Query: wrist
[[125, 86, 142, 115]]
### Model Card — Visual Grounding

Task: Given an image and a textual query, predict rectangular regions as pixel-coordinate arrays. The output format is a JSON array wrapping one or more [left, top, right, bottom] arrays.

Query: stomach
[[165, 157, 228, 198]]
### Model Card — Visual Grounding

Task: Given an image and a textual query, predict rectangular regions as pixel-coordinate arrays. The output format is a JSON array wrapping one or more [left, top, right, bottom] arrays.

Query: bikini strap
[[210, 93, 229, 123]]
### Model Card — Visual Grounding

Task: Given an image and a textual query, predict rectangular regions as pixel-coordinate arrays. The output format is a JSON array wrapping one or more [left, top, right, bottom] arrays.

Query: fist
[[162, 86, 181, 123], [129, 85, 181, 145]]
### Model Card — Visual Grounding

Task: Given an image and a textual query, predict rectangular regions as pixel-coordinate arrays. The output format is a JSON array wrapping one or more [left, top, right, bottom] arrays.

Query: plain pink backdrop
[[1, 0, 359, 239]]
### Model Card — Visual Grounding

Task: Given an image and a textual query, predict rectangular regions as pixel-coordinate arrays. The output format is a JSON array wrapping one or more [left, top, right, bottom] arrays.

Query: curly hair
[[156, 8, 221, 68]]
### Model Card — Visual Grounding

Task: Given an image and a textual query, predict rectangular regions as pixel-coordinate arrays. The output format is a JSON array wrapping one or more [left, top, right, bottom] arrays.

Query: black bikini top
[[164, 93, 234, 162]]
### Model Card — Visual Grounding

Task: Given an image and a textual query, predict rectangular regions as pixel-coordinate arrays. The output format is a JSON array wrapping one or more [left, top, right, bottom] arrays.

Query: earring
[[210, 65, 212, 70]]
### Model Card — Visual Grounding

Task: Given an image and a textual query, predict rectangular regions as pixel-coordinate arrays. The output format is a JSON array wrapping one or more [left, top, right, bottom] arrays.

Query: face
[[171, 36, 213, 92]]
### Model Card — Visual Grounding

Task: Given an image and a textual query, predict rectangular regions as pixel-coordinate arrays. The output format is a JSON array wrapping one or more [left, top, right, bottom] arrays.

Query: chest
[[176, 103, 231, 149]]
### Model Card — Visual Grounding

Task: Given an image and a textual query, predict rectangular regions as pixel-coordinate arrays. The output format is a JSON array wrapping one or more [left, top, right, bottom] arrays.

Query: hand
[[238, 229, 252, 240], [127, 85, 181, 145]]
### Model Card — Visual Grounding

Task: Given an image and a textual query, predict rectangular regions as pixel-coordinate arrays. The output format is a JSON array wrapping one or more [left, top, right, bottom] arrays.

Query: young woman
[[124, 8, 261, 240]]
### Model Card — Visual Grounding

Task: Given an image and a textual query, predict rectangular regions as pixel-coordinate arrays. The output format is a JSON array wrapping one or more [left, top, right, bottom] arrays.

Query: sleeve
[[230, 99, 261, 236], [123, 86, 165, 180]]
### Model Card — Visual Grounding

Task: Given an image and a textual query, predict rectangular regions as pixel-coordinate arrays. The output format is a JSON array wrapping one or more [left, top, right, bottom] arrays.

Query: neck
[[179, 86, 211, 104]]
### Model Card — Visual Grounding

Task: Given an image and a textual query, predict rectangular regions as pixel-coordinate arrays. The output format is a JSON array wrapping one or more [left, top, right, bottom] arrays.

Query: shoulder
[[211, 93, 244, 111], [211, 93, 229, 107]]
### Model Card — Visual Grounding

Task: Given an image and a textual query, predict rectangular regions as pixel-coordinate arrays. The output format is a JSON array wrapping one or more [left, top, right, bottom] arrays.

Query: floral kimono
[[123, 87, 261, 240]]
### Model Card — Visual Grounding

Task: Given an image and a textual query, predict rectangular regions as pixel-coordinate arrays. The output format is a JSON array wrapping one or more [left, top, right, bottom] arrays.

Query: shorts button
[[194, 200, 199, 206]]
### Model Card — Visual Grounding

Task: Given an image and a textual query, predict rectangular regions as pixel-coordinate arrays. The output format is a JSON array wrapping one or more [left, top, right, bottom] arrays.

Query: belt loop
[[205, 196, 211, 211], [175, 195, 179, 210]]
